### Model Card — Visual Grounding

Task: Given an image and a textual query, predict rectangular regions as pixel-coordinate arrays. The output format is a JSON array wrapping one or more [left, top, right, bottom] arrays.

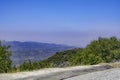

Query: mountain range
[[5, 41, 74, 66]]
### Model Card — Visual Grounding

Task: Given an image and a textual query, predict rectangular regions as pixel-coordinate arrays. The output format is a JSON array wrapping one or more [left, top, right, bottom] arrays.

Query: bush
[[0, 41, 12, 73]]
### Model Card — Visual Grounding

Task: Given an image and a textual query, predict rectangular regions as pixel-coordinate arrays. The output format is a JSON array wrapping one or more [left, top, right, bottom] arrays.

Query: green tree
[[0, 41, 12, 73], [19, 60, 33, 71]]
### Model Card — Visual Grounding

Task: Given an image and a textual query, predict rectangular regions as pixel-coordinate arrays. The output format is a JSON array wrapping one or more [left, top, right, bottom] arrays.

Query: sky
[[0, 0, 120, 47]]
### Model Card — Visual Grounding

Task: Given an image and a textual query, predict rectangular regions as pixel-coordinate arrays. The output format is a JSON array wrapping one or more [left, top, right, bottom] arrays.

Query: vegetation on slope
[[18, 48, 80, 71], [42, 48, 81, 67], [70, 37, 120, 65], [18, 37, 120, 71], [0, 36, 120, 72]]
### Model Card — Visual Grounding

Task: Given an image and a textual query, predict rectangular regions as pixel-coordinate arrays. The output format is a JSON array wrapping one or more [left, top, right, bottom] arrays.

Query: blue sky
[[0, 0, 120, 47]]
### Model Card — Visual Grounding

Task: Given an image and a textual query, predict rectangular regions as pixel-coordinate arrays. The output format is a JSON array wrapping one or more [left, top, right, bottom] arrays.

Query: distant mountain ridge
[[5, 41, 74, 66]]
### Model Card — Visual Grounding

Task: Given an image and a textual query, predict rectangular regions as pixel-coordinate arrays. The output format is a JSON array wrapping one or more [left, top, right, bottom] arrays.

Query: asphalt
[[65, 68, 120, 80]]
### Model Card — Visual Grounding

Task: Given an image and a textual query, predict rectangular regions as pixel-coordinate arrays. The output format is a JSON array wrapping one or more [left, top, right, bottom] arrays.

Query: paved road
[[65, 68, 120, 80]]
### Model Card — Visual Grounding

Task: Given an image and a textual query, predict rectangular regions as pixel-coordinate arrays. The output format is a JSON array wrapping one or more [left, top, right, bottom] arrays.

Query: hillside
[[37, 37, 120, 68], [5, 41, 74, 65], [18, 37, 120, 71]]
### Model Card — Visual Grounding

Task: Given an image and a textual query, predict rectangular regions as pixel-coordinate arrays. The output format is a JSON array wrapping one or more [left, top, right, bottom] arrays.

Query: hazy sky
[[0, 0, 120, 47]]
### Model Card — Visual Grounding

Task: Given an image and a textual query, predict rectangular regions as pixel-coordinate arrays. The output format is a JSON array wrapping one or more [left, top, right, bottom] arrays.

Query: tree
[[19, 60, 33, 71], [0, 41, 12, 73]]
